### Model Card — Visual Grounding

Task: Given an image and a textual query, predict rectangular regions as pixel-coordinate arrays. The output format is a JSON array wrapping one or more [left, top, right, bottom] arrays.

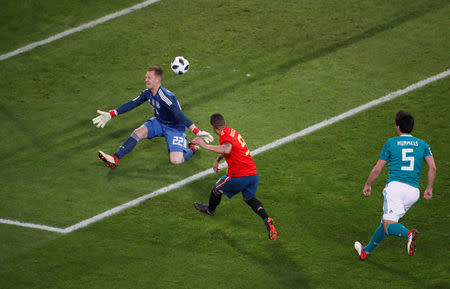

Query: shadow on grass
[[212, 229, 310, 289], [0, 105, 133, 163], [182, 0, 447, 111], [2, 1, 445, 163], [426, 283, 450, 289], [368, 258, 428, 287]]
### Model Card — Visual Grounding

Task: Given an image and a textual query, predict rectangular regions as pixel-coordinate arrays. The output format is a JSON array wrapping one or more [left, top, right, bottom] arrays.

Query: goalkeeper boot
[[264, 218, 277, 240], [188, 142, 199, 154], [407, 229, 418, 256], [98, 151, 119, 168], [194, 202, 215, 216], [354, 241, 368, 261]]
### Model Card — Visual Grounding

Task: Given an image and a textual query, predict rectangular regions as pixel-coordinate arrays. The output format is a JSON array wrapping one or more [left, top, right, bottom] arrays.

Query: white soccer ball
[[171, 56, 190, 74]]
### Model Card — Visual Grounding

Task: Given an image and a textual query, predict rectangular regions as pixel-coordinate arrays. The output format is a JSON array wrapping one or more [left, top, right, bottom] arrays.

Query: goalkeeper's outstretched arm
[[92, 93, 147, 128]]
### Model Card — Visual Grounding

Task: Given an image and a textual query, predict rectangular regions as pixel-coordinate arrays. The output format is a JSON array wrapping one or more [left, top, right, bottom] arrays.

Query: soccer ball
[[171, 56, 190, 74]]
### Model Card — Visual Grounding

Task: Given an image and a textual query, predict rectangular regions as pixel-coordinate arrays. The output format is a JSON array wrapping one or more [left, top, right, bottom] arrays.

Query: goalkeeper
[[92, 65, 213, 167]]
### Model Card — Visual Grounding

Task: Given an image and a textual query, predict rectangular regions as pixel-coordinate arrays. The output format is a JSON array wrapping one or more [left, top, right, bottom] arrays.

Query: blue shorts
[[144, 117, 187, 153], [214, 174, 259, 200]]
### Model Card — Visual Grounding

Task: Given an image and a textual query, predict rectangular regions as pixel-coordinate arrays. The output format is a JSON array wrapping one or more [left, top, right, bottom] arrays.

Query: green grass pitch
[[0, 0, 449, 288]]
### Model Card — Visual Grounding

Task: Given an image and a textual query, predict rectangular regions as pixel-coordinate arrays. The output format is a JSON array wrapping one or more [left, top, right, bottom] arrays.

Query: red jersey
[[219, 126, 257, 177]]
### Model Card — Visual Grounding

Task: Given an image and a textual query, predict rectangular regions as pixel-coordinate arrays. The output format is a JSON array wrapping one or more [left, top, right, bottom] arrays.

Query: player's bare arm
[[363, 159, 387, 196], [213, 155, 224, 173], [192, 137, 232, 154], [423, 155, 436, 200]]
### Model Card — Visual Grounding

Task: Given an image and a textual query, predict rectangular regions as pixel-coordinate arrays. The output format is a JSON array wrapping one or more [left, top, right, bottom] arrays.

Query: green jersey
[[379, 135, 432, 188]]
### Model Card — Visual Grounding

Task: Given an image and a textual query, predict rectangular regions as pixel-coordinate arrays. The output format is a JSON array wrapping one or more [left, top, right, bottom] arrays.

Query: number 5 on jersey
[[401, 148, 414, 171]]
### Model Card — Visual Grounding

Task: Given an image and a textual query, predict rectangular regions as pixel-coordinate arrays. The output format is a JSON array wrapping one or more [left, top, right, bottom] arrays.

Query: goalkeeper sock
[[246, 198, 269, 220], [115, 133, 140, 159], [364, 222, 386, 253], [182, 147, 194, 162], [386, 223, 409, 238]]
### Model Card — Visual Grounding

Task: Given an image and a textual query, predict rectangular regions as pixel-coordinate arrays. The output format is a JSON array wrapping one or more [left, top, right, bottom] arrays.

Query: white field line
[[253, 69, 450, 155], [0, 218, 66, 233], [0, 0, 161, 61], [0, 69, 449, 233]]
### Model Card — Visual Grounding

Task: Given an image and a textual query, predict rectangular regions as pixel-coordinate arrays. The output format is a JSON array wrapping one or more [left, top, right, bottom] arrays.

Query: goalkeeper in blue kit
[[92, 66, 213, 167], [354, 111, 436, 260]]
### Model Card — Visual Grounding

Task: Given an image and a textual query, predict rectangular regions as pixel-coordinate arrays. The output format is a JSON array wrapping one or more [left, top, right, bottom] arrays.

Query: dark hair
[[210, 113, 226, 129], [147, 66, 163, 77], [395, 110, 414, 133]]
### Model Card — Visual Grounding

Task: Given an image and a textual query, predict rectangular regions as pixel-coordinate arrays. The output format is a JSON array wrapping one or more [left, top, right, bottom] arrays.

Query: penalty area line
[[252, 69, 450, 156], [0, 218, 66, 233], [0, 68, 448, 233]]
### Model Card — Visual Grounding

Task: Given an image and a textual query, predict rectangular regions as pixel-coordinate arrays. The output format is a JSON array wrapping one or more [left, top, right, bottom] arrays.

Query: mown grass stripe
[[1, 68, 447, 233], [0, 0, 161, 61]]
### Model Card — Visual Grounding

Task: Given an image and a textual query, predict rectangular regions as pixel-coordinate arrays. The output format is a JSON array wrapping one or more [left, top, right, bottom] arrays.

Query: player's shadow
[[181, 0, 446, 111], [0, 98, 142, 163], [426, 283, 450, 289], [211, 229, 310, 288], [0, 111, 130, 163], [0, 103, 202, 181], [368, 259, 428, 287]]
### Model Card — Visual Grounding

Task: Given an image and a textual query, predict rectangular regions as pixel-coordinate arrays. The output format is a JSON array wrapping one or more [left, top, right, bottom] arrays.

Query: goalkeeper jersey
[[115, 86, 194, 128], [220, 126, 257, 177]]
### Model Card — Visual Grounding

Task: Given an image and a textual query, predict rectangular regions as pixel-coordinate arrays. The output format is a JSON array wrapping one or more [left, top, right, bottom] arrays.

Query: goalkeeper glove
[[195, 129, 214, 143], [92, 110, 117, 128]]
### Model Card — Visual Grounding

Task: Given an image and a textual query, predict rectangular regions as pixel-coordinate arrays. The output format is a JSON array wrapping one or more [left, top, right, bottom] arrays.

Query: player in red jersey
[[192, 113, 277, 240]]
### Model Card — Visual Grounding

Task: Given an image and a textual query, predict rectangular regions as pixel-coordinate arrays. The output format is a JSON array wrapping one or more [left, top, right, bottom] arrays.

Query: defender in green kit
[[354, 111, 436, 260]]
